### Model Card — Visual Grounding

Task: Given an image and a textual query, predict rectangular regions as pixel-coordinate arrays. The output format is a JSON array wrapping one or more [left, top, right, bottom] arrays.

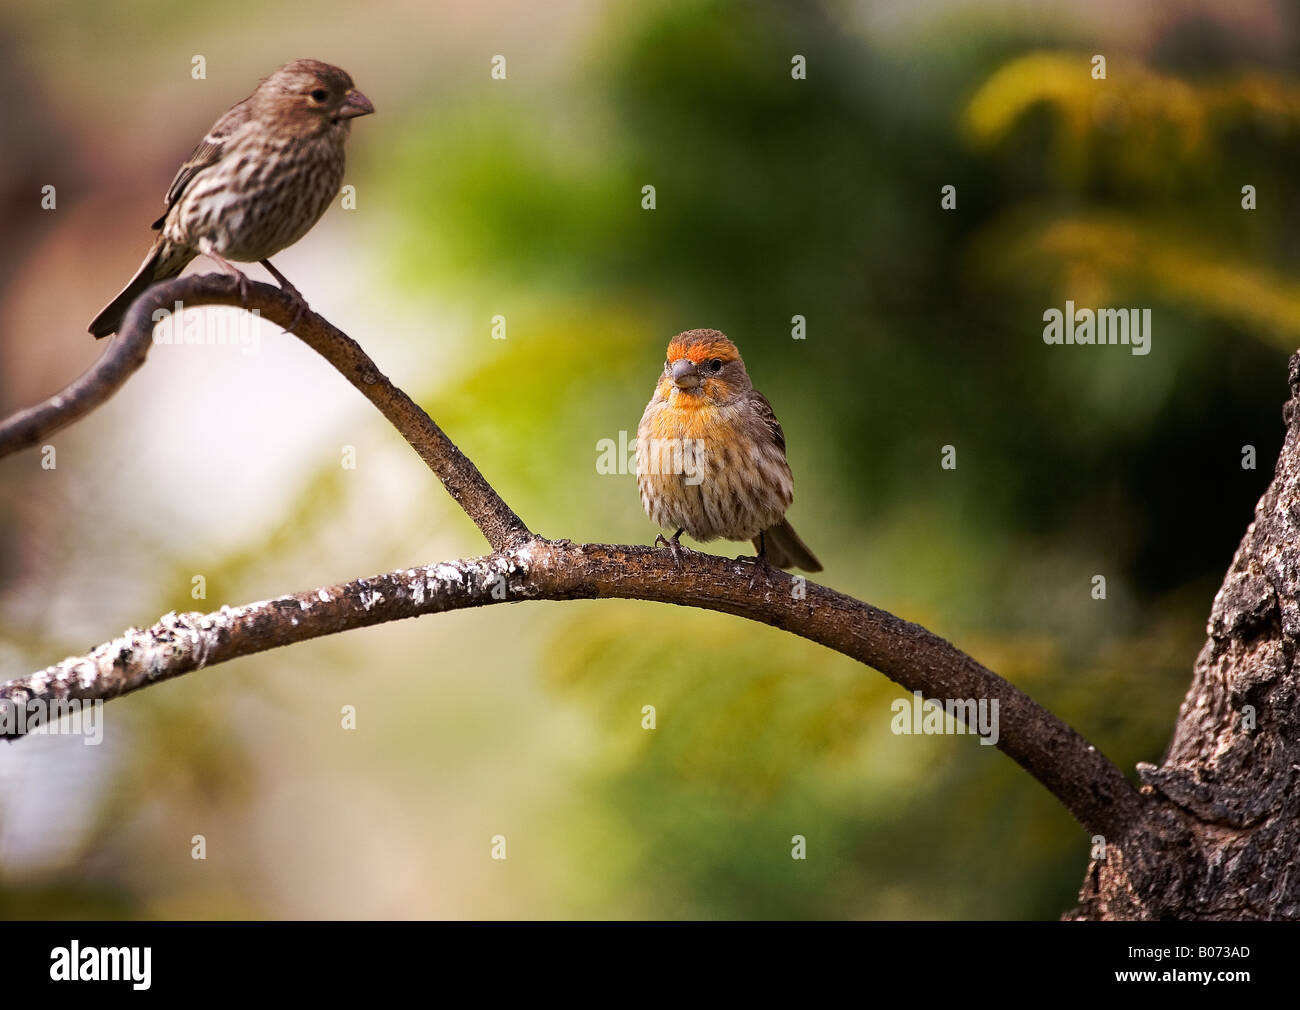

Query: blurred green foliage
[[5, 0, 1298, 919], [380, 0, 1290, 917]]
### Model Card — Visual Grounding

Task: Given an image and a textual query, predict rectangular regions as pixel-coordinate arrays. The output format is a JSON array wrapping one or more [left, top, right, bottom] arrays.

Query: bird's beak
[[671, 358, 700, 389], [338, 89, 375, 118]]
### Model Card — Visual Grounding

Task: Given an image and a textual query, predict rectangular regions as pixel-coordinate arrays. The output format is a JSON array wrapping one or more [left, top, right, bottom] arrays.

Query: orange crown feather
[[665, 329, 741, 364]]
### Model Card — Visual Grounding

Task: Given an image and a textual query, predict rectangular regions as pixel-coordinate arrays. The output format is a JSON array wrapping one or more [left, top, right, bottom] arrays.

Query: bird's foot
[[654, 532, 694, 568], [259, 259, 310, 332], [279, 280, 310, 333], [223, 269, 252, 305], [741, 552, 777, 590], [201, 244, 252, 305]]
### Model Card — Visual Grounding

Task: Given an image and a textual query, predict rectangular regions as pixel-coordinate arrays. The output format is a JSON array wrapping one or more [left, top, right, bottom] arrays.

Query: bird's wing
[[748, 389, 787, 453], [151, 99, 253, 229]]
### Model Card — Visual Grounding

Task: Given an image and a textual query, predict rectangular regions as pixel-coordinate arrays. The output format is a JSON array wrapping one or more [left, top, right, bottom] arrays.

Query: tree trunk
[[1071, 353, 1300, 919]]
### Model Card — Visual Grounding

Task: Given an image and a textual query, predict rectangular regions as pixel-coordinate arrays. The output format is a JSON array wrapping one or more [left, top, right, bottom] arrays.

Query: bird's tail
[[756, 518, 823, 573], [88, 240, 193, 339]]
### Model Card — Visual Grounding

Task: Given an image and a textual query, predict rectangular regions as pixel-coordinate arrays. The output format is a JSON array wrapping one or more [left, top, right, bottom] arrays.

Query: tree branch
[[0, 275, 531, 551], [0, 539, 1147, 838], [0, 277, 1148, 843]]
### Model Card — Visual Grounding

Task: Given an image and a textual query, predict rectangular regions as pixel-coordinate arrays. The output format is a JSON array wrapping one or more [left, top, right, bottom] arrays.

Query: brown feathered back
[[89, 60, 372, 338]]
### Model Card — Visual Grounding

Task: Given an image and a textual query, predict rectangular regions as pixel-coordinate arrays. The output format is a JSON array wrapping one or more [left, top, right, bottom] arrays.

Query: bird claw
[[279, 282, 310, 333], [654, 533, 692, 568], [742, 552, 777, 590], [223, 270, 252, 304], [258, 259, 310, 332]]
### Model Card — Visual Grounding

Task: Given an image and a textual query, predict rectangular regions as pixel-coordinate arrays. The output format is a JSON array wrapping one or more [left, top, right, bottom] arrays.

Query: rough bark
[[1069, 353, 1300, 919]]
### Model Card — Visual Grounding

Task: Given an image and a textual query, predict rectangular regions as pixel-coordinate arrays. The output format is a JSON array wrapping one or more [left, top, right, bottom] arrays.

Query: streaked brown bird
[[636, 328, 822, 572], [88, 59, 374, 338]]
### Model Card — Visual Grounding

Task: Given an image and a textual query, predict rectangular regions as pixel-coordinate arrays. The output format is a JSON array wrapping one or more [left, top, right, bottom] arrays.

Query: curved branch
[[0, 283, 1148, 843], [0, 538, 1148, 839], [0, 274, 531, 551], [0, 306, 154, 456]]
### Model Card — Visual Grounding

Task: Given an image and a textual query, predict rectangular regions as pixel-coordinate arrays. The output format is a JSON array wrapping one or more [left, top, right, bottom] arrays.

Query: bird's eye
[[310, 89, 329, 102], [709, 358, 723, 372]]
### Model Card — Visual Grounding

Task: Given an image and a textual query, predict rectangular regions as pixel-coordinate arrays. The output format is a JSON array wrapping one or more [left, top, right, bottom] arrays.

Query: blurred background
[[1, 0, 1297, 919]]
